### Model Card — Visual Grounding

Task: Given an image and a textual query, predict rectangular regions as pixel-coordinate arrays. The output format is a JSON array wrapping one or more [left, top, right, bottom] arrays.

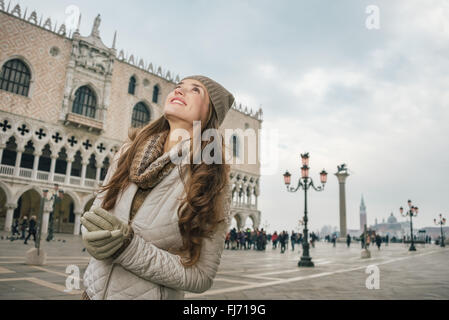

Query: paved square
[[0, 231, 448, 300]]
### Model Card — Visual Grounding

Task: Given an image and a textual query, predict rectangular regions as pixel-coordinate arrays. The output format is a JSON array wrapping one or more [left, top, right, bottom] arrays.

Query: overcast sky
[[12, 0, 449, 232]]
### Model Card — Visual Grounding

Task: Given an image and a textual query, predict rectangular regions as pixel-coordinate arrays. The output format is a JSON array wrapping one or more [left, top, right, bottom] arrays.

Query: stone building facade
[[0, 3, 263, 235]]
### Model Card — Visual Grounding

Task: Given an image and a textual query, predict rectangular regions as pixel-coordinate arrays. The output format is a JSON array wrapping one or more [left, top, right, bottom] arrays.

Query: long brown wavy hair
[[99, 104, 230, 267]]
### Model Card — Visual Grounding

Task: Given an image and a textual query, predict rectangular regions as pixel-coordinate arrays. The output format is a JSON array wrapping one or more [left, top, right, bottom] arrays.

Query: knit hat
[[181, 75, 235, 126]]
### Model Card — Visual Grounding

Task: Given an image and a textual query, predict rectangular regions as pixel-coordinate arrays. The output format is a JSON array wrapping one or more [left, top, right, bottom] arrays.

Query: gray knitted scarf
[[129, 130, 190, 190]]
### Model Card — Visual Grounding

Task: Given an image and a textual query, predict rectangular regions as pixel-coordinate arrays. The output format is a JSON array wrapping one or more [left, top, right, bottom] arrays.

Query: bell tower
[[360, 195, 367, 231]]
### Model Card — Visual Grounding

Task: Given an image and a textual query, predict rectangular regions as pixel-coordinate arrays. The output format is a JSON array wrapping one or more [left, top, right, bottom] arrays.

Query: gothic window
[[128, 76, 136, 95], [1, 136, 17, 166], [100, 157, 110, 181], [55, 148, 67, 174], [86, 154, 97, 179], [231, 135, 239, 158], [0, 59, 31, 96], [72, 86, 97, 118], [71, 151, 82, 177], [20, 140, 35, 169], [131, 102, 150, 128], [37, 144, 52, 172], [152, 85, 159, 103]]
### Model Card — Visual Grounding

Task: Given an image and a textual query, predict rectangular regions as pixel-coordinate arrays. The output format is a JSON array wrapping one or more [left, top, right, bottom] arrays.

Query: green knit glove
[[80, 207, 132, 260], [81, 229, 124, 260]]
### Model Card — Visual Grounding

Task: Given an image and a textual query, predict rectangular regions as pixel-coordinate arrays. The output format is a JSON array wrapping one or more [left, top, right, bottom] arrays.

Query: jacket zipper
[[102, 263, 115, 300]]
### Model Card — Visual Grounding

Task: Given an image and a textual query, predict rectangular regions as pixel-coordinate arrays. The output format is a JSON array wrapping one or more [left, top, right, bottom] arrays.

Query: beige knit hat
[[181, 75, 235, 126]]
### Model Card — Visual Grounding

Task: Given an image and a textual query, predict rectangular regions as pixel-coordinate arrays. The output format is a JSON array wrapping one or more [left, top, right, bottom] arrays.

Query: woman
[[80, 75, 235, 300]]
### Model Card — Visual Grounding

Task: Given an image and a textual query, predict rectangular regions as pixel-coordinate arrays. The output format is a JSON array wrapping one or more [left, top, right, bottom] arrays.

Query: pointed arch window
[[72, 86, 97, 118], [231, 135, 239, 158], [0, 59, 31, 96], [131, 102, 150, 128], [128, 76, 136, 95], [152, 85, 159, 103]]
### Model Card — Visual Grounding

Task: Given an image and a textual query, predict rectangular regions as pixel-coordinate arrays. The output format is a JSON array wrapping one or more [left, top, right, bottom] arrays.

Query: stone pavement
[[0, 231, 448, 300]]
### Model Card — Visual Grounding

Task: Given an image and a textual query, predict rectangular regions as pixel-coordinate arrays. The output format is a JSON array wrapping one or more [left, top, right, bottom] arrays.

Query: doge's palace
[[0, 2, 263, 235]]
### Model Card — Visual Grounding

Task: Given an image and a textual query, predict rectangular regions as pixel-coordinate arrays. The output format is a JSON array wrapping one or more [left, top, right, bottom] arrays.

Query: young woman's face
[[164, 79, 211, 129]]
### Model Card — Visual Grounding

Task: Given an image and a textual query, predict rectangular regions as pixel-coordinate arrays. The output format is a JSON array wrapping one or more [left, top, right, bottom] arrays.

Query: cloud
[[11, 0, 448, 232]]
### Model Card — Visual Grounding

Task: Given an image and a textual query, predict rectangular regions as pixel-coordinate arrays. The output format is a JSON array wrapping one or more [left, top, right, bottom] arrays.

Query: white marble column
[[0, 143, 5, 164], [73, 211, 82, 235], [238, 190, 242, 207], [335, 171, 350, 239], [41, 208, 51, 236], [80, 160, 88, 186], [31, 151, 41, 180], [14, 148, 24, 177], [95, 159, 103, 186], [4, 203, 17, 232], [48, 155, 57, 182], [64, 157, 73, 185]]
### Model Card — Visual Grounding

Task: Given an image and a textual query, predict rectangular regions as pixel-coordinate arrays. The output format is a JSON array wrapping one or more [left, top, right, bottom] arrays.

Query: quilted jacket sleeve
[[113, 189, 231, 294]]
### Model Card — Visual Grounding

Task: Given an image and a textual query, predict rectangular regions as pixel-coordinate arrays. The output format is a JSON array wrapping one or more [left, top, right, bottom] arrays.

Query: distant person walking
[[375, 234, 382, 250], [332, 234, 337, 247], [279, 231, 287, 253], [272, 232, 278, 249], [290, 231, 297, 251], [225, 231, 230, 249], [360, 231, 366, 249], [20, 216, 28, 240], [230, 228, 237, 250], [11, 218, 20, 238], [346, 234, 351, 248], [24, 216, 37, 244]]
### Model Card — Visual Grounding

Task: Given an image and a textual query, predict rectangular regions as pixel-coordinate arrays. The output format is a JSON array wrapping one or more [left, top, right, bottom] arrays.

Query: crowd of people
[[225, 228, 320, 253], [225, 227, 442, 253], [9, 216, 37, 244]]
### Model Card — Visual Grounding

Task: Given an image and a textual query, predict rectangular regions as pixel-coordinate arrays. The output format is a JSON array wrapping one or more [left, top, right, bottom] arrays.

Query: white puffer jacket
[[82, 142, 231, 300]]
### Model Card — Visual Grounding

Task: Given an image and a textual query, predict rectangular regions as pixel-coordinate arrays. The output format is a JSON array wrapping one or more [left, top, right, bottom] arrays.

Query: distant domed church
[[371, 213, 410, 238]]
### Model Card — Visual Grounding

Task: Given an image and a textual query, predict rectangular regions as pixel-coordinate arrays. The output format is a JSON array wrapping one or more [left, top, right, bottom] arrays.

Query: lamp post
[[46, 184, 64, 242], [400, 200, 418, 251], [434, 214, 446, 247], [283, 152, 328, 267]]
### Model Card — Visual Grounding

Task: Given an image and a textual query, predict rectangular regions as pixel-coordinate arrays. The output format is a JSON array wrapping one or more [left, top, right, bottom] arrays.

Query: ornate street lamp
[[400, 199, 418, 251], [283, 152, 328, 267], [434, 214, 446, 247]]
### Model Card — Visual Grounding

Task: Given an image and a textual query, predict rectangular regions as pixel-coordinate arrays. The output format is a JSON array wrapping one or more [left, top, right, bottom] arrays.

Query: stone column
[[14, 147, 24, 177], [80, 159, 88, 186], [335, 171, 350, 239], [0, 143, 5, 163], [73, 211, 82, 235], [41, 207, 51, 236], [95, 160, 103, 185], [64, 157, 73, 185], [4, 203, 17, 232], [237, 214, 244, 231], [31, 151, 41, 180], [48, 155, 57, 182]]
